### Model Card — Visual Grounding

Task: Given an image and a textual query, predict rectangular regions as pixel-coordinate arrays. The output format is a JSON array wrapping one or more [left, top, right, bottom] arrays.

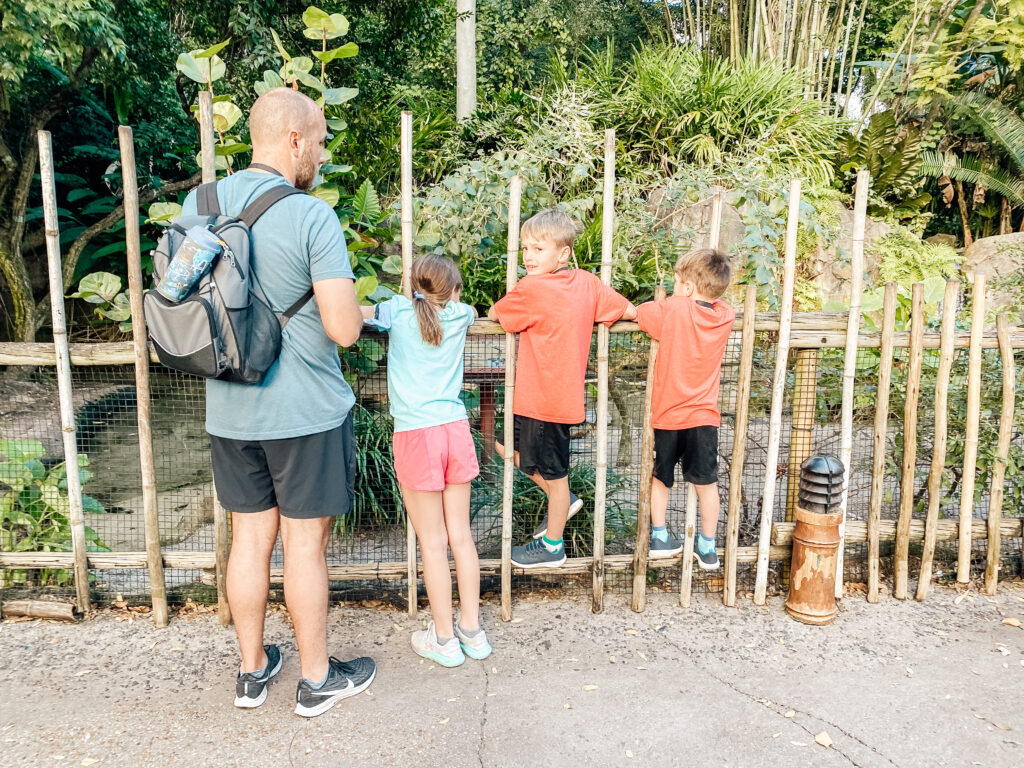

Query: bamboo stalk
[[37, 130, 90, 617], [724, 285, 757, 607], [786, 349, 818, 522], [708, 191, 723, 250], [118, 126, 169, 628], [500, 175, 523, 622], [631, 284, 666, 613], [400, 110, 417, 617], [958, 272, 986, 583], [984, 314, 1015, 595], [836, 170, 869, 597], [753, 178, 801, 605], [198, 91, 216, 184], [915, 279, 960, 601], [827, 0, 852, 107], [592, 130, 615, 613], [679, 481, 698, 608], [894, 282, 925, 599], [867, 282, 898, 603], [842, 0, 868, 118], [1, 600, 81, 621]]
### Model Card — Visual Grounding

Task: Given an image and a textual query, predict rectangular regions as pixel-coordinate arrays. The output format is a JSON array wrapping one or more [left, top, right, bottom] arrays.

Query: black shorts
[[209, 413, 356, 519], [496, 414, 573, 481], [653, 426, 719, 488]]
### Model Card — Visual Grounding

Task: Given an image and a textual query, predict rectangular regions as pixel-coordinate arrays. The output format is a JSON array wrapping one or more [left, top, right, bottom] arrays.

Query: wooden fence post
[[500, 175, 523, 622], [753, 177, 800, 606], [867, 282, 898, 603], [985, 314, 1015, 595], [894, 282, 924, 599], [198, 91, 216, 185], [724, 285, 757, 607], [399, 110, 418, 617], [592, 129, 616, 612], [118, 126, 170, 627], [916, 279, 959, 601], [957, 272, 986, 584], [836, 169, 869, 597], [37, 130, 91, 617]]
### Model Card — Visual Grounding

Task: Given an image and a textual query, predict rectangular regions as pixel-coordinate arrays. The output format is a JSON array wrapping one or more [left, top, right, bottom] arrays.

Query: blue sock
[[697, 533, 716, 556], [542, 536, 563, 553], [651, 525, 668, 542]]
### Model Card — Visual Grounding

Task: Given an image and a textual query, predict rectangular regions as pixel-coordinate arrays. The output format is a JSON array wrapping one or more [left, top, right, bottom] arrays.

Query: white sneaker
[[411, 620, 465, 667], [454, 619, 492, 660]]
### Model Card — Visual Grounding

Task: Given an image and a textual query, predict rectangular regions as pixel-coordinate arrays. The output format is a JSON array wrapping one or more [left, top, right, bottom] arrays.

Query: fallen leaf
[[790, 741, 806, 747], [815, 732, 833, 748], [491, 667, 498, 674], [447, 698, 457, 702], [772, 733, 780, 739], [510, 618, 523, 624], [637, 652, 647, 660], [626, 750, 634, 758], [81, 760, 99, 767], [625, 628, 638, 635], [582, 684, 598, 691], [997, 647, 1011, 656], [1003, 617, 1022, 628], [784, 710, 795, 718], [994, 723, 1012, 731], [392, 624, 404, 631], [170, 646, 184, 652], [438, 717, 450, 725], [636, 666, 647, 670]]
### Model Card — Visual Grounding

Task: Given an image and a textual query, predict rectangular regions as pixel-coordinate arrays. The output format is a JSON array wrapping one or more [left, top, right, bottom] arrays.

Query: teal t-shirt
[[368, 296, 475, 432], [179, 170, 355, 440]]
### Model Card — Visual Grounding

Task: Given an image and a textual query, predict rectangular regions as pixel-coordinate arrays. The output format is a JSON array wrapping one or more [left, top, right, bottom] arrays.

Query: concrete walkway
[[1, 583, 1022, 767]]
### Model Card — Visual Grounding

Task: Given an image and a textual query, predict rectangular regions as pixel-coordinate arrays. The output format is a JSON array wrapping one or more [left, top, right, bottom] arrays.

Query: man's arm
[[314, 277, 362, 346]]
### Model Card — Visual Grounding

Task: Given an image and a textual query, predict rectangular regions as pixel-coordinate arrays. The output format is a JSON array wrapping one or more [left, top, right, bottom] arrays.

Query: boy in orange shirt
[[488, 209, 636, 568], [635, 248, 735, 568]]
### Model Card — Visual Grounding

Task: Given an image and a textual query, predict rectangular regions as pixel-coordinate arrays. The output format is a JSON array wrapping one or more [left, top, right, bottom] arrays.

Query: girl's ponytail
[[409, 253, 463, 347], [412, 291, 444, 346]]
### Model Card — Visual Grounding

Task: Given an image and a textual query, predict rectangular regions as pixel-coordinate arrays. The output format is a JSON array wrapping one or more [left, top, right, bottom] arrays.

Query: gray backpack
[[143, 172, 313, 383]]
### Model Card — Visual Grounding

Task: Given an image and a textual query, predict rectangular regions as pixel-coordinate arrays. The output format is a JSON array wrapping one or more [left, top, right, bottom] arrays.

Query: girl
[[362, 253, 491, 666]]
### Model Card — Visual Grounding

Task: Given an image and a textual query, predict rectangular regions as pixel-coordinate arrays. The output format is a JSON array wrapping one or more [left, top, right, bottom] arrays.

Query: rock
[[90, 482, 215, 550], [819, 203, 892, 304], [925, 233, 959, 248], [962, 232, 1024, 316]]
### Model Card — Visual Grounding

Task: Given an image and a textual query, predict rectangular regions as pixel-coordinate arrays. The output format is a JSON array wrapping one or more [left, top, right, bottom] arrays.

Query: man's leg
[[280, 515, 331, 682], [226, 507, 279, 673]]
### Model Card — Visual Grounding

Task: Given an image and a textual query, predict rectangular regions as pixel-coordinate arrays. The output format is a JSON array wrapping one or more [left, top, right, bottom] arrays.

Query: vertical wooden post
[[984, 314, 1015, 595], [37, 131, 90, 617], [118, 127, 170, 627], [916, 280, 959, 601], [592, 129, 615, 613], [753, 178, 800, 606], [708, 191, 723, 250], [631, 284, 666, 612], [957, 272, 986, 584], [867, 282, 898, 603], [198, 91, 216, 184], [724, 285, 757, 607], [500, 175, 523, 622], [835, 169, 869, 597], [894, 282, 925, 599], [400, 110, 417, 617], [455, 0, 477, 120]]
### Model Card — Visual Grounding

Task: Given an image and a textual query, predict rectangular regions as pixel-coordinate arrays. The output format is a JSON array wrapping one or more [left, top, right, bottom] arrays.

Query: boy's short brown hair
[[520, 208, 578, 251], [675, 248, 731, 299]]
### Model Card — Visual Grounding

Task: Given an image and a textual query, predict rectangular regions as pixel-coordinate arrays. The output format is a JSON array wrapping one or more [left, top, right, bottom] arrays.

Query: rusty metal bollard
[[786, 455, 844, 625]]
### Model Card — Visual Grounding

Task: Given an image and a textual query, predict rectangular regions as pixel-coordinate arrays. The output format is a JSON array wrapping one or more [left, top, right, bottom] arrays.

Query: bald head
[[249, 87, 323, 149]]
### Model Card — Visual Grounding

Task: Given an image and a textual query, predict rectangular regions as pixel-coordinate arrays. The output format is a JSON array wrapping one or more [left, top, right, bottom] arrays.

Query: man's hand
[[314, 277, 362, 346]]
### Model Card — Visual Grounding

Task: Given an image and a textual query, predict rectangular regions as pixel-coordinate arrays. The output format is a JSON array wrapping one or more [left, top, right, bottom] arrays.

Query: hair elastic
[[413, 291, 426, 300]]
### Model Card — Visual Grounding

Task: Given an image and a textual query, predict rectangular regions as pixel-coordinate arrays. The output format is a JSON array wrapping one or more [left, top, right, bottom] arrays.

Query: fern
[[946, 92, 1024, 174], [920, 151, 1024, 207]]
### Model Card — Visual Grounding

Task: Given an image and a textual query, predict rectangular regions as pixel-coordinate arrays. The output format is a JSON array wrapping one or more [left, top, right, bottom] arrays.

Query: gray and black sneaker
[[693, 535, 721, 570], [511, 538, 567, 569], [234, 644, 283, 709], [294, 655, 376, 718], [649, 530, 684, 559], [531, 492, 585, 539]]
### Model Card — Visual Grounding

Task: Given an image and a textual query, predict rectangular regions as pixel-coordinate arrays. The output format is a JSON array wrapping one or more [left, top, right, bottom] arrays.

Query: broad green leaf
[[323, 87, 358, 105], [302, 11, 350, 39], [185, 50, 226, 83], [325, 118, 346, 131], [69, 272, 122, 303], [146, 202, 183, 226], [195, 38, 231, 59], [175, 53, 206, 84], [81, 495, 105, 514], [310, 183, 340, 207], [214, 140, 251, 156], [270, 29, 293, 63], [254, 70, 285, 97], [302, 6, 332, 27], [0, 439, 44, 463], [352, 179, 380, 224], [381, 253, 403, 275], [922, 275, 947, 305], [0, 460, 32, 489], [354, 275, 378, 303], [314, 43, 358, 63], [96, 292, 131, 323], [212, 101, 243, 132], [859, 289, 885, 314], [293, 71, 325, 92]]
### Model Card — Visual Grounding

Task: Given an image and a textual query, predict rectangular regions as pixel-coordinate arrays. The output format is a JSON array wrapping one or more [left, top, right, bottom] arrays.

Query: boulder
[[962, 232, 1024, 317]]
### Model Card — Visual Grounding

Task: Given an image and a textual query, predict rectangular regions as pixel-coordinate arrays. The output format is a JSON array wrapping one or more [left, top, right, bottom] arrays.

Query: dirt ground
[[1, 583, 1023, 768]]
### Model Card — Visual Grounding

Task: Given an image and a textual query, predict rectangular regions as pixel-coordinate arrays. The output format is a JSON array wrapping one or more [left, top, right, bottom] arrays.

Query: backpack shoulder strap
[[197, 182, 221, 216], [238, 185, 306, 228], [279, 287, 316, 327]]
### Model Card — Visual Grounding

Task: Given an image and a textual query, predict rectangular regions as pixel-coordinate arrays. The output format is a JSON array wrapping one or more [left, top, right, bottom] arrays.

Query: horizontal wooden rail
[[771, 517, 1023, 546]]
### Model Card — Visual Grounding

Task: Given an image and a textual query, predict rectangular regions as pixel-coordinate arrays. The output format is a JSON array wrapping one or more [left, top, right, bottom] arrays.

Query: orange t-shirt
[[635, 295, 736, 430], [494, 269, 631, 424]]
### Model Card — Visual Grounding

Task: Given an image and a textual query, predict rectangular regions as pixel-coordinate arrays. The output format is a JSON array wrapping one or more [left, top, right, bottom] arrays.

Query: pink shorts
[[393, 419, 480, 492]]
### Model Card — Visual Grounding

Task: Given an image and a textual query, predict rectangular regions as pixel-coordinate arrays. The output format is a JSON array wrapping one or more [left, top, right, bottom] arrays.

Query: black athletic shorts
[[653, 425, 719, 487], [496, 414, 573, 481], [209, 413, 356, 519]]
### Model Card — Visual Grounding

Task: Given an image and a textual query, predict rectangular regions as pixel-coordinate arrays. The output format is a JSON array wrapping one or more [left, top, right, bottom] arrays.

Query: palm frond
[[946, 91, 1024, 174], [920, 150, 1024, 207]]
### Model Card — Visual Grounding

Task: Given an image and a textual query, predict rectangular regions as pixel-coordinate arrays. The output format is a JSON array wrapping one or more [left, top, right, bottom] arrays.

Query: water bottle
[[156, 226, 224, 302]]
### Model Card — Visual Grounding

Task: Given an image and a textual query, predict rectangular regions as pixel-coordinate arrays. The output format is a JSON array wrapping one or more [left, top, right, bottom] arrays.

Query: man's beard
[[294, 150, 319, 190]]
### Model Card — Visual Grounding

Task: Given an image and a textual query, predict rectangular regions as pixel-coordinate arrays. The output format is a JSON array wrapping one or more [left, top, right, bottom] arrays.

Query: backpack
[[143, 170, 314, 384]]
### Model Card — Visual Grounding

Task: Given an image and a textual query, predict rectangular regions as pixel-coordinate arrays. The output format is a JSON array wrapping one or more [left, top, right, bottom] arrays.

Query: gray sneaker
[[294, 655, 376, 718], [693, 535, 720, 570], [511, 538, 567, 569], [234, 644, 283, 708], [648, 530, 683, 559], [531, 492, 584, 539]]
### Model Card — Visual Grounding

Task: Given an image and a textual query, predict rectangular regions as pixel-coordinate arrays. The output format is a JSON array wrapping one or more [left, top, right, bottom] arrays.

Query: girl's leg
[[403, 486, 454, 637], [441, 482, 479, 630]]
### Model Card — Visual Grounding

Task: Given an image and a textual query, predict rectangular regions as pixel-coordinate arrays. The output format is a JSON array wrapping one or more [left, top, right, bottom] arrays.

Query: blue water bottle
[[156, 226, 224, 301]]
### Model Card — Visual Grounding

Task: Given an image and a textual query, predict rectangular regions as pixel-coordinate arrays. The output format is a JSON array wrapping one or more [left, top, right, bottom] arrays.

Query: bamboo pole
[[631, 283, 666, 613], [37, 130, 90, 617], [1, 600, 81, 621], [400, 110, 417, 617], [984, 314, 1015, 595], [915, 279, 959, 601], [894, 283, 925, 599], [198, 91, 216, 184], [500, 175, 523, 622], [724, 285, 757, 607], [841, 0, 868, 118], [679, 481, 698, 608], [958, 273, 986, 584], [753, 177, 801, 605], [867, 283, 898, 603], [118, 127, 169, 628], [455, 0, 477, 120], [836, 170, 869, 597], [592, 129, 616, 613], [786, 350, 818, 521]]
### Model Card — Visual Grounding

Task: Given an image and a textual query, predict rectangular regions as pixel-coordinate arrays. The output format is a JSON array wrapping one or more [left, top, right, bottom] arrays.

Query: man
[[179, 87, 373, 718]]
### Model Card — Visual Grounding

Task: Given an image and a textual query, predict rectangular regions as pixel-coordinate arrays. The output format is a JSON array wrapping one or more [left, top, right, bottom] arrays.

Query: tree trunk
[[0, 234, 38, 341], [456, 0, 477, 121], [955, 179, 974, 247]]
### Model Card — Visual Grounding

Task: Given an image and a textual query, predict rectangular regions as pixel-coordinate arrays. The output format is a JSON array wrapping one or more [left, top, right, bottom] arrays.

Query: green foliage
[[873, 226, 960, 288], [67, 272, 133, 332], [337, 406, 402, 533], [920, 151, 1024, 208]]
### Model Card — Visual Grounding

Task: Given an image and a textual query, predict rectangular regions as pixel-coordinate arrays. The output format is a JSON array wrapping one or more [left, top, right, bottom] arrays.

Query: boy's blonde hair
[[520, 208, 578, 251], [675, 248, 732, 299]]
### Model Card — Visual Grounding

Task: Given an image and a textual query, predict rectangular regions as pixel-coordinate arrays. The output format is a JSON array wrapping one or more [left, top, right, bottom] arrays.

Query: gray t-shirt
[[180, 170, 355, 440]]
